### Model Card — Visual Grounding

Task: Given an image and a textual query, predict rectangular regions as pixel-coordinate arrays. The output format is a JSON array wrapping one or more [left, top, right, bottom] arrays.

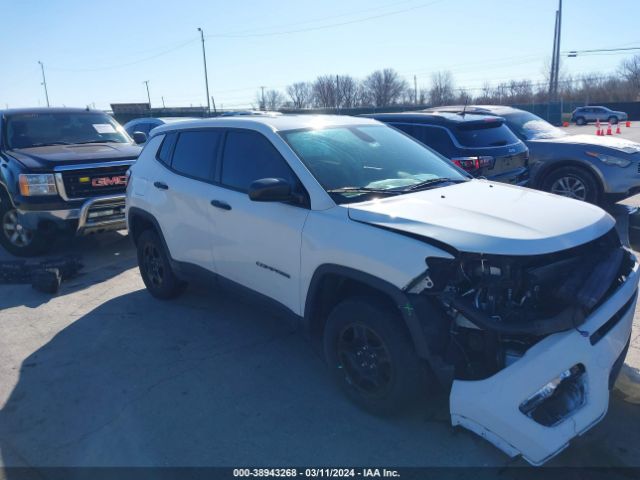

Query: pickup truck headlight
[[586, 151, 631, 167], [18, 174, 58, 196]]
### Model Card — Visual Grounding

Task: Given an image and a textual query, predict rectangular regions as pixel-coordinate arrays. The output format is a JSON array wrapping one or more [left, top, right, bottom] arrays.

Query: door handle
[[210, 199, 232, 211], [153, 181, 169, 190]]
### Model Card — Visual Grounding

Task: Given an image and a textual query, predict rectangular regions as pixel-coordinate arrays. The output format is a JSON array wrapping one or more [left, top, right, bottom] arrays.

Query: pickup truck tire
[[136, 229, 184, 299], [323, 296, 426, 416], [0, 198, 50, 257], [542, 166, 600, 204]]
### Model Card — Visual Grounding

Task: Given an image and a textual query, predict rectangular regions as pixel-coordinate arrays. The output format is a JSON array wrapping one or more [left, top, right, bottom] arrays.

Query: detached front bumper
[[17, 194, 127, 235], [450, 259, 639, 465]]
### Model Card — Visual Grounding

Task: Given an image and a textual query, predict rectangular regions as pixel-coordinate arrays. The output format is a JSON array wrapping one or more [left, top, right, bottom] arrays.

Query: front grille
[[61, 164, 132, 199]]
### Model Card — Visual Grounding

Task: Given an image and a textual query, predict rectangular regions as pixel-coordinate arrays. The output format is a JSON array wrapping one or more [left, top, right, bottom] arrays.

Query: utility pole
[[143, 80, 151, 109], [161, 96, 166, 108], [549, 0, 562, 100], [335, 74, 340, 111], [554, 0, 563, 99], [197, 28, 211, 116], [211, 96, 217, 113], [260, 86, 266, 111], [414, 75, 418, 105], [38, 61, 50, 107]]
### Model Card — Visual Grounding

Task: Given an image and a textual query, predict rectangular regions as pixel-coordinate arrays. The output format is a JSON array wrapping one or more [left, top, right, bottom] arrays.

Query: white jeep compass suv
[[126, 114, 638, 465]]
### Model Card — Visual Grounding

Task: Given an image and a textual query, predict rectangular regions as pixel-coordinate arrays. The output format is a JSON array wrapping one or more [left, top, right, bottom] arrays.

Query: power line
[[47, 38, 198, 72], [206, 0, 444, 38]]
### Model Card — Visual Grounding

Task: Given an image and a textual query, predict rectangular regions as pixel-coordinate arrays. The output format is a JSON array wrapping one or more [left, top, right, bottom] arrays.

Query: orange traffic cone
[[606, 122, 613, 135], [616, 124, 622, 134], [626, 120, 631, 128], [596, 118, 601, 129]]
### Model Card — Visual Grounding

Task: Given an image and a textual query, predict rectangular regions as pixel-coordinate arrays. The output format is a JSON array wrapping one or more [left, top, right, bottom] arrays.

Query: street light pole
[[38, 61, 50, 107], [197, 27, 211, 116]]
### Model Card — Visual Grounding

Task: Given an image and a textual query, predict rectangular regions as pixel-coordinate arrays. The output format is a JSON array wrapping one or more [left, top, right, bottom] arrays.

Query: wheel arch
[[303, 264, 432, 361], [535, 159, 605, 193], [127, 207, 170, 252]]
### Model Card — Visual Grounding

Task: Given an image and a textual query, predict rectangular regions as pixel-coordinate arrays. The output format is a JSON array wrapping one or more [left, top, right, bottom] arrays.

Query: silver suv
[[571, 106, 628, 125]]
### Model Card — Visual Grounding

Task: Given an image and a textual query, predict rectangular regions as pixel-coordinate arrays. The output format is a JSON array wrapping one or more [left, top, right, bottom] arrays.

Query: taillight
[[451, 156, 494, 171]]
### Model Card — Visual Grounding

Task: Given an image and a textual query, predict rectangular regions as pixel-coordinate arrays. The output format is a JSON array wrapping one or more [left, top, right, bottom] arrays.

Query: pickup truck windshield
[[5, 112, 130, 149], [280, 125, 469, 202]]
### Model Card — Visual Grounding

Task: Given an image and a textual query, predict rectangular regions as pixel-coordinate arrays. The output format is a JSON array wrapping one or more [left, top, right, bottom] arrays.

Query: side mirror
[[249, 178, 292, 202], [132, 131, 147, 145]]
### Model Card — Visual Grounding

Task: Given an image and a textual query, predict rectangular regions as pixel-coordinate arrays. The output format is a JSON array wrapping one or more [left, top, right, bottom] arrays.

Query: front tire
[[323, 296, 427, 415], [575, 116, 586, 126], [136, 229, 184, 299], [0, 198, 50, 257], [542, 166, 600, 204], [609, 116, 619, 125]]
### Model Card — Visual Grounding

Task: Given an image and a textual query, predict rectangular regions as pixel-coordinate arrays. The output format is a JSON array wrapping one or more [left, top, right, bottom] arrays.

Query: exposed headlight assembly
[[18, 174, 58, 196], [586, 151, 631, 167]]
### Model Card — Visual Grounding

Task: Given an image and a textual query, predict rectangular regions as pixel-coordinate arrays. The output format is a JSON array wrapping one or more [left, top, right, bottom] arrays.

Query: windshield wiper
[[19, 141, 73, 148], [74, 139, 122, 144], [327, 187, 401, 196], [395, 178, 468, 192]]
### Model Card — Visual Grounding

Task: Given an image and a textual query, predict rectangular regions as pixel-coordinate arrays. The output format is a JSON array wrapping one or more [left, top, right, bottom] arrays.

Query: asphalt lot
[[1, 128, 640, 471]]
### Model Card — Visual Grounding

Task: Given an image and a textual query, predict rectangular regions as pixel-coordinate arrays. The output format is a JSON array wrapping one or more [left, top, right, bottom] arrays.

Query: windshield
[[280, 124, 469, 203], [5, 112, 130, 149], [505, 112, 566, 140]]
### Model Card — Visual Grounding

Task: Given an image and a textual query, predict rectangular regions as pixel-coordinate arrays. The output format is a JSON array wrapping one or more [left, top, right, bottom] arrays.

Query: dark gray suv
[[428, 105, 640, 204]]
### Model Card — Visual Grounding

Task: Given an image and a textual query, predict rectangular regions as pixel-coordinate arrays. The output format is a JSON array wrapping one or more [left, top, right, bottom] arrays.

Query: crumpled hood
[[8, 143, 141, 171], [347, 180, 615, 255], [534, 134, 640, 154]]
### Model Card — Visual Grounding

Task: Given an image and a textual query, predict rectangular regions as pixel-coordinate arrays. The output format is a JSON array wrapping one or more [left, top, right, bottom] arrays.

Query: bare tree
[[312, 75, 337, 108], [264, 89, 285, 110], [620, 55, 640, 92], [336, 75, 360, 108], [286, 82, 312, 109], [429, 71, 455, 106], [363, 68, 408, 107]]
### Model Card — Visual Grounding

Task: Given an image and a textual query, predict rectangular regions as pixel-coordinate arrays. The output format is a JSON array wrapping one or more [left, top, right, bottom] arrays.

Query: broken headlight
[[519, 364, 587, 427]]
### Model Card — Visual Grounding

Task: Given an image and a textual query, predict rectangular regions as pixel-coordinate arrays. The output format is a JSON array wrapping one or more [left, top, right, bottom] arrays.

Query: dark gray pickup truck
[[0, 108, 144, 256]]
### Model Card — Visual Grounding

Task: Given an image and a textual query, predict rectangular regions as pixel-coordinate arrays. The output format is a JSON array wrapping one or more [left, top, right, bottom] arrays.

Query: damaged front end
[[407, 228, 638, 465]]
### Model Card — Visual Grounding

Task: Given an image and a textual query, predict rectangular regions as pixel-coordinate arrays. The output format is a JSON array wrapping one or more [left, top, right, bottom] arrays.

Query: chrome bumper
[[18, 194, 127, 235]]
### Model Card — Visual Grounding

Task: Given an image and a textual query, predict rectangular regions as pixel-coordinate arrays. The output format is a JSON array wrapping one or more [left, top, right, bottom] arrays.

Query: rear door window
[[171, 130, 222, 181], [221, 130, 296, 192], [453, 122, 519, 148]]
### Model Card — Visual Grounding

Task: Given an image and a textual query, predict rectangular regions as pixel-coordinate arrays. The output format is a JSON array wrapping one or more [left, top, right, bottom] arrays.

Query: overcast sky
[[1, 0, 639, 110]]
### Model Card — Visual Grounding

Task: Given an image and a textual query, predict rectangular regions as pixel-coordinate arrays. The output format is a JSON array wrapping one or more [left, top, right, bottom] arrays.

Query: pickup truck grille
[[60, 164, 132, 199]]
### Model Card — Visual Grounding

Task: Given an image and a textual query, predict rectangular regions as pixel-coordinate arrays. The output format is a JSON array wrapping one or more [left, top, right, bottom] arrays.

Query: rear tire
[[323, 296, 428, 416], [575, 116, 586, 126], [0, 196, 50, 257], [136, 229, 184, 299], [542, 166, 600, 204]]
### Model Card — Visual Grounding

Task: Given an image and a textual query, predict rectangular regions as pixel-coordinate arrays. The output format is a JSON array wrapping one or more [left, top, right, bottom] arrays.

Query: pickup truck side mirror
[[248, 178, 292, 202], [132, 131, 147, 145]]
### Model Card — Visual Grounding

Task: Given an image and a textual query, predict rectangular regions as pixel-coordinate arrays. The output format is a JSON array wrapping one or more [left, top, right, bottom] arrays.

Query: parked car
[[364, 112, 529, 186], [0, 108, 142, 256], [123, 117, 196, 139], [571, 106, 628, 125], [427, 105, 640, 204], [126, 114, 637, 466]]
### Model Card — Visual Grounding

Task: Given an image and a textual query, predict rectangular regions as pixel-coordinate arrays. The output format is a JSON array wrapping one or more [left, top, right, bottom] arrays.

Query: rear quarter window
[[453, 123, 519, 148]]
